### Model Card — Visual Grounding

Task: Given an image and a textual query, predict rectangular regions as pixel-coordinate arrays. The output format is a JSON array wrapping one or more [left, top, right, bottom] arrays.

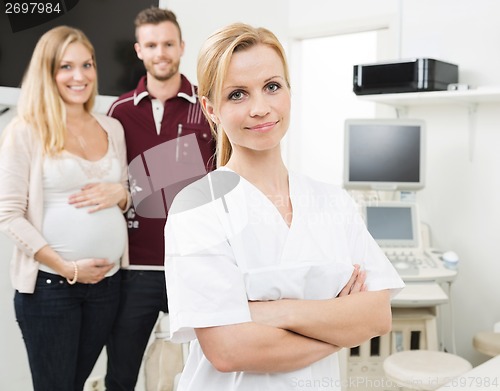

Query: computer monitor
[[343, 118, 425, 191], [363, 202, 420, 249]]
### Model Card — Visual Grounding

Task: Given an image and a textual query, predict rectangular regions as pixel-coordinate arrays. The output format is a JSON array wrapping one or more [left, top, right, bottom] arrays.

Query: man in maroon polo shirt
[[105, 7, 215, 390]]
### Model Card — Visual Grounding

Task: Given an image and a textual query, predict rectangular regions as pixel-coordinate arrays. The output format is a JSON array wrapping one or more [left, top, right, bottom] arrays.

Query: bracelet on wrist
[[66, 261, 78, 285]]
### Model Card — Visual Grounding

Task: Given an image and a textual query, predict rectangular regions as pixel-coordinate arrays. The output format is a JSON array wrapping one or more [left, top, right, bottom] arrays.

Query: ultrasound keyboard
[[383, 247, 457, 282]]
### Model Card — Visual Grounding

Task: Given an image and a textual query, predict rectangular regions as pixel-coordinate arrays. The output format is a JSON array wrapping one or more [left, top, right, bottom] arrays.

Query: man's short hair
[[134, 7, 182, 41]]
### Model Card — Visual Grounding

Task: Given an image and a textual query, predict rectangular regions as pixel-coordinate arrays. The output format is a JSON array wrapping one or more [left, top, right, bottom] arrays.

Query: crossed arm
[[195, 265, 392, 373]]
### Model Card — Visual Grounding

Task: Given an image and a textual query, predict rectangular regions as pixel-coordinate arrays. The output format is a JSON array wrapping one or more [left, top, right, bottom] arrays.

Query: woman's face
[[206, 44, 291, 155], [55, 42, 96, 107]]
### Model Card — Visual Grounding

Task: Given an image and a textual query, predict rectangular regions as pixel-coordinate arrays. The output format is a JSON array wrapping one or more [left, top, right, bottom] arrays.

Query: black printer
[[353, 58, 458, 95]]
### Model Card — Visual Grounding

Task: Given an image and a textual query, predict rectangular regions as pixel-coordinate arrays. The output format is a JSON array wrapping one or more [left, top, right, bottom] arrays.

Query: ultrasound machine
[[343, 117, 457, 338], [343, 118, 457, 285], [363, 201, 455, 306], [341, 118, 459, 389]]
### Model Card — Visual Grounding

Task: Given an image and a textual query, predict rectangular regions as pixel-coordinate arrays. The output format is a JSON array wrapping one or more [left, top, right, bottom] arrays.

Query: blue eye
[[60, 64, 71, 70], [228, 90, 245, 101], [83, 62, 93, 69], [266, 82, 281, 92]]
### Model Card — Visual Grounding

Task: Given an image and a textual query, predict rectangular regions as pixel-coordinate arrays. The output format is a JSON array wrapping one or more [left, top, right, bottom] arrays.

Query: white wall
[[400, 0, 500, 367], [166, 0, 289, 83]]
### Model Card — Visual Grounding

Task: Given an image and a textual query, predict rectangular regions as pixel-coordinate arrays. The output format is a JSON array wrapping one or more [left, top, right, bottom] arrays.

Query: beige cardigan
[[0, 113, 130, 293]]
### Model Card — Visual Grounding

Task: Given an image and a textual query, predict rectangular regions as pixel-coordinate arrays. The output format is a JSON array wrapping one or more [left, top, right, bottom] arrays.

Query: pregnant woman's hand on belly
[[68, 182, 128, 213], [76, 258, 115, 284]]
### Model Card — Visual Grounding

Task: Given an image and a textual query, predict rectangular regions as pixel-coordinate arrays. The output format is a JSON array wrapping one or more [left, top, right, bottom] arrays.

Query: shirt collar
[[133, 75, 197, 106]]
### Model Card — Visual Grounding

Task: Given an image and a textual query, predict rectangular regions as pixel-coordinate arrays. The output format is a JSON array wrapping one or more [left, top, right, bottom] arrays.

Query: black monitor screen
[[366, 206, 414, 241], [343, 119, 425, 191], [0, 0, 158, 96]]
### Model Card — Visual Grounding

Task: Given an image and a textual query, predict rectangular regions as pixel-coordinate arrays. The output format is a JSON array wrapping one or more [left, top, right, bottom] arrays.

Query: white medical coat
[[164, 169, 405, 391]]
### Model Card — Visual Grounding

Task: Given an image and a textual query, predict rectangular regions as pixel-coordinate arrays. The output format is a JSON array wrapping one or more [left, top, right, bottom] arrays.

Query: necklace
[[70, 129, 88, 152], [67, 116, 92, 156], [65, 119, 113, 179]]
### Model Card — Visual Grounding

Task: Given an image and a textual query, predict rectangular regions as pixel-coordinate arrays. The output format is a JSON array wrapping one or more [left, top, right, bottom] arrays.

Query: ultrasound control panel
[[363, 202, 458, 283], [384, 247, 457, 282]]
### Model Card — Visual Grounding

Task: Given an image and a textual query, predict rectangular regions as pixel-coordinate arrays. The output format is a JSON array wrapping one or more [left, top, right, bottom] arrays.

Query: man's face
[[134, 21, 185, 82]]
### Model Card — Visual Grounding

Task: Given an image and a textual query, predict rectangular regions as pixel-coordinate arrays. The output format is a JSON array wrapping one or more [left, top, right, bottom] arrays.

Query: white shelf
[[356, 86, 500, 107], [356, 86, 500, 163]]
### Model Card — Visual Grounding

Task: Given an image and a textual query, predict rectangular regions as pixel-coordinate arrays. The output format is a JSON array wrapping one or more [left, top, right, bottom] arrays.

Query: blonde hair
[[17, 25, 98, 155], [197, 23, 290, 167]]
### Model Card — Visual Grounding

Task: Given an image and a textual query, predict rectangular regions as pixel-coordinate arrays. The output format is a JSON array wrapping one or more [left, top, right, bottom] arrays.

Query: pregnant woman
[[0, 26, 130, 391]]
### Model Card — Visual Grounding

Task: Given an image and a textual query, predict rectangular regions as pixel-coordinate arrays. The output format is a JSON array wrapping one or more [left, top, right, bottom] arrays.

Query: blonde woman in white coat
[[164, 23, 405, 391]]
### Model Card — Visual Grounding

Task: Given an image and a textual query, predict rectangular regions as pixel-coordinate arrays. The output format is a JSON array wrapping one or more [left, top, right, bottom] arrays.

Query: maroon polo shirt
[[108, 75, 215, 267]]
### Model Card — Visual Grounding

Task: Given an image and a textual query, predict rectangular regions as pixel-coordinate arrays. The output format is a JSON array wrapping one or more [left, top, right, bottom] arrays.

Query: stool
[[383, 350, 472, 390], [473, 331, 500, 357], [144, 314, 186, 391]]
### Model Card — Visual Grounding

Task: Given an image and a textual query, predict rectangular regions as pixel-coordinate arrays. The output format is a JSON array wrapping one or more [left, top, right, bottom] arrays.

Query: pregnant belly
[[42, 204, 127, 263]]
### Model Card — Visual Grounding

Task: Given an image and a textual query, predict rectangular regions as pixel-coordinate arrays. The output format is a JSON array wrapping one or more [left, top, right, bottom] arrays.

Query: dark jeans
[[15, 270, 121, 391], [105, 270, 168, 391]]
